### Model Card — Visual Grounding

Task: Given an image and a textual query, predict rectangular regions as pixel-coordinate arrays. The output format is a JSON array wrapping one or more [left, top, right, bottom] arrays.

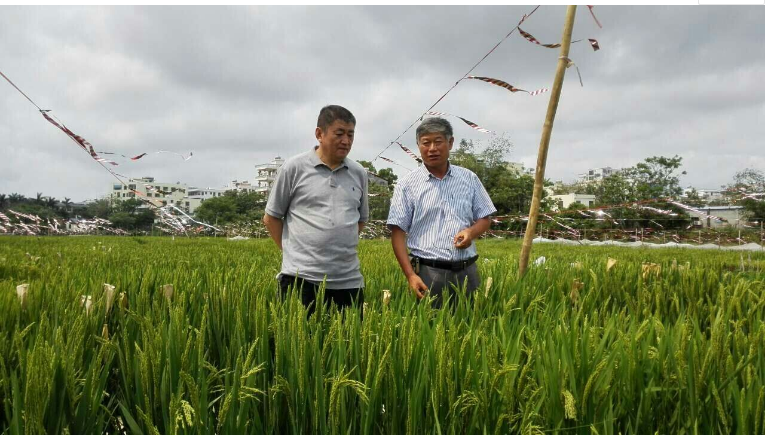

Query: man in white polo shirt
[[387, 117, 496, 308], [263, 105, 369, 315]]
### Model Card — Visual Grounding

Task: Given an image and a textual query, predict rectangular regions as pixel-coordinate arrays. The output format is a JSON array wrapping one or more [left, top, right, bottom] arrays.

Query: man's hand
[[407, 273, 429, 299], [263, 213, 284, 250], [453, 228, 474, 249]]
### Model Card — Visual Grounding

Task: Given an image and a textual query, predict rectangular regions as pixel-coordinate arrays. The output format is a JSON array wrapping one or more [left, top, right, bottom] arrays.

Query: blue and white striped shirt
[[387, 163, 496, 261]]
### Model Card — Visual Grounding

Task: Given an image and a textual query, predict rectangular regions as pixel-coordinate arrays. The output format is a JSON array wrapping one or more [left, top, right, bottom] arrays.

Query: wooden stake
[[519, 5, 578, 276]]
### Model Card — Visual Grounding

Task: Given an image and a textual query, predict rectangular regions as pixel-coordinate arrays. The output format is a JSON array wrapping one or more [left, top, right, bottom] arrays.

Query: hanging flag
[[457, 116, 493, 133], [466, 76, 551, 97], [467, 76, 527, 93], [519, 28, 600, 52], [42, 112, 90, 151], [99, 150, 193, 162], [425, 111, 493, 133], [587, 5, 603, 29], [396, 142, 422, 164]]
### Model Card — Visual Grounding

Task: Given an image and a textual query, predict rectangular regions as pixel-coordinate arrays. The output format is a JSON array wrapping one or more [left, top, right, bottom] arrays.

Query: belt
[[411, 255, 478, 272]]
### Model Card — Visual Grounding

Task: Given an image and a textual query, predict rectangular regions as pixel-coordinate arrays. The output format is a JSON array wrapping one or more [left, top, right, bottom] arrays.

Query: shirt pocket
[[446, 194, 472, 224], [333, 182, 363, 225]]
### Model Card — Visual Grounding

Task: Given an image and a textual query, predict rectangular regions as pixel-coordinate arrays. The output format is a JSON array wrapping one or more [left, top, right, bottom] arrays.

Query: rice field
[[0, 236, 763, 434]]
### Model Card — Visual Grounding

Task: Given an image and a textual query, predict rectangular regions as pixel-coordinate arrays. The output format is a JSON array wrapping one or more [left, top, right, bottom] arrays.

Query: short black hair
[[416, 117, 453, 143], [317, 105, 356, 131]]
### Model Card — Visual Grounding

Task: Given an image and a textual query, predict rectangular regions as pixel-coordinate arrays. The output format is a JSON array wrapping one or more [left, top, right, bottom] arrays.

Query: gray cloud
[[0, 5, 763, 201]]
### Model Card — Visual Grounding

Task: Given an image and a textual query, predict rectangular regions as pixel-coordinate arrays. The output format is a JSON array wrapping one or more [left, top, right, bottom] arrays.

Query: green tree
[[85, 199, 114, 219], [8, 193, 25, 205], [376, 168, 398, 187], [628, 155, 685, 200], [107, 211, 136, 229], [61, 197, 72, 218], [368, 183, 391, 221], [724, 168, 765, 224], [357, 160, 375, 172], [227, 190, 267, 220], [684, 188, 705, 207], [194, 196, 239, 224], [451, 135, 554, 215], [593, 173, 635, 206], [565, 201, 587, 210]]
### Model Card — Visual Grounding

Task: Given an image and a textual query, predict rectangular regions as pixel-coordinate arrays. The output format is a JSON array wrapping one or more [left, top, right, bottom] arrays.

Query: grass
[[0, 236, 763, 434]]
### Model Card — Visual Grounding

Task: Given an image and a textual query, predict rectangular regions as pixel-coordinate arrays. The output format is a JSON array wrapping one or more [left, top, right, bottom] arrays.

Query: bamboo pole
[[518, 5, 578, 276]]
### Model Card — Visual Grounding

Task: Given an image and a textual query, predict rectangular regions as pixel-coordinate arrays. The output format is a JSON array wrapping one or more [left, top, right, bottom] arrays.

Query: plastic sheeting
[[532, 237, 764, 252]]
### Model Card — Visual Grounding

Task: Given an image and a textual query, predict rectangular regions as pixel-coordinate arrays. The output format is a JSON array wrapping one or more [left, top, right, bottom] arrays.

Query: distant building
[[694, 205, 746, 229], [550, 193, 596, 211], [225, 180, 259, 193], [109, 177, 202, 214], [188, 187, 225, 200], [368, 171, 388, 187], [577, 167, 623, 184], [506, 162, 533, 176], [253, 156, 285, 194], [683, 188, 725, 202]]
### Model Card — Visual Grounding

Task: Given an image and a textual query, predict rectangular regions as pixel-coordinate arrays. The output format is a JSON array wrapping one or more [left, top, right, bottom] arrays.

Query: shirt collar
[[311, 146, 348, 170], [421, 161, 453, 181]]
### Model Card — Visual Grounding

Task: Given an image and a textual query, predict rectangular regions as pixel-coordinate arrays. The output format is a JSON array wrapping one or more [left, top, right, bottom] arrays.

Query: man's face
[[316, 120, 355, 161], [418, 132, 453, 168]]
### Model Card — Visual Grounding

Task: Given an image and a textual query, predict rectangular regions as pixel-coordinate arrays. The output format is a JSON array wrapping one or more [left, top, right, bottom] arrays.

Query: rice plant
[[0, 236, 763, 434]]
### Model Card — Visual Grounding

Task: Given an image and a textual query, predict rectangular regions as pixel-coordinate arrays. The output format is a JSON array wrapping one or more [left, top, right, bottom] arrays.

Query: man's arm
[[358, 222, 365, 233], [453, 217, 492, 249], [391, 226, 428, 299], [263, 160, 294, 251], [263, 213, 284, 250]]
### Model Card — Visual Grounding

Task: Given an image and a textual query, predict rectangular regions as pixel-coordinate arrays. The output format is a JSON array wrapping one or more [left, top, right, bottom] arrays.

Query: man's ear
[[315, 127, 323, 142], [448, 136, 455, 150]]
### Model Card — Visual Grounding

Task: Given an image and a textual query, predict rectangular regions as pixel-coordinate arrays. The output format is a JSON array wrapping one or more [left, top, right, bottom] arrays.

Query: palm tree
[[0, 194, 6, 208], [36, 192, 43, 205], [9, 193, 24, 204], [62, 197, 72, 217], [46, 196, 57, 209]]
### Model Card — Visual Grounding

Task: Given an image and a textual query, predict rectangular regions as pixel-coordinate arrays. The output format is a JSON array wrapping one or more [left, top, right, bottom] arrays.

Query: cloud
[[0, 5, 762, 201]]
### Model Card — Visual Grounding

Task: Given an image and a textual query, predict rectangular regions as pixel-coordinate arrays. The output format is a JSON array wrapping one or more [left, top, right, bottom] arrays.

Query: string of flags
[[425, 111, 493, 134], [466, 76, 550, 96], [518, 28, 600, 51], [0, 68, 216, 236], [396, 142, 423, 164], [374, 5, 602, 169], [99, 150, 194, 162], [371, 4, 543, 167]]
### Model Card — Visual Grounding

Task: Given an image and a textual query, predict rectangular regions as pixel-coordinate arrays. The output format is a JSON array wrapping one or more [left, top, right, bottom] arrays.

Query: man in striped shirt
[[387, 117, 497, 308]]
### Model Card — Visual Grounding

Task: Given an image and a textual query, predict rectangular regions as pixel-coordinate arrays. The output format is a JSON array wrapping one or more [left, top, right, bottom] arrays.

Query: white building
[[506, 162, 533, 176], [225, 180, 259, 193], [109, 177, 203, 214], [253, 156, 285, 194], [694, 205, 746, 229], [188, 187, 225, 200], [550, 193, 596, 211], [577, 167, 622, 183]]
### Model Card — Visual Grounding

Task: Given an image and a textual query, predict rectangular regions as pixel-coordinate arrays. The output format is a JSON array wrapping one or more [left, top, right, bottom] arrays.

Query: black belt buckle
[[452, 255, 478, 271], [409, 256, 420, 274]]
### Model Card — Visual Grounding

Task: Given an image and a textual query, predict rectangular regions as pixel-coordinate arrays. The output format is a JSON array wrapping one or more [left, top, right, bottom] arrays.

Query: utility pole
[[519, 5, 578, 276]]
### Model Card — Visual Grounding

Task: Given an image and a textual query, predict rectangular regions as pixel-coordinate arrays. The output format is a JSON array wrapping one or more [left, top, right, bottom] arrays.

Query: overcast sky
[[1, 5, 763, 202]]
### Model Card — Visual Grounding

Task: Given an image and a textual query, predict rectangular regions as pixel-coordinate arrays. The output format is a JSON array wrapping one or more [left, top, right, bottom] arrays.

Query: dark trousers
[[417, 263, 480, 309], [278, 275, 364, 317]]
